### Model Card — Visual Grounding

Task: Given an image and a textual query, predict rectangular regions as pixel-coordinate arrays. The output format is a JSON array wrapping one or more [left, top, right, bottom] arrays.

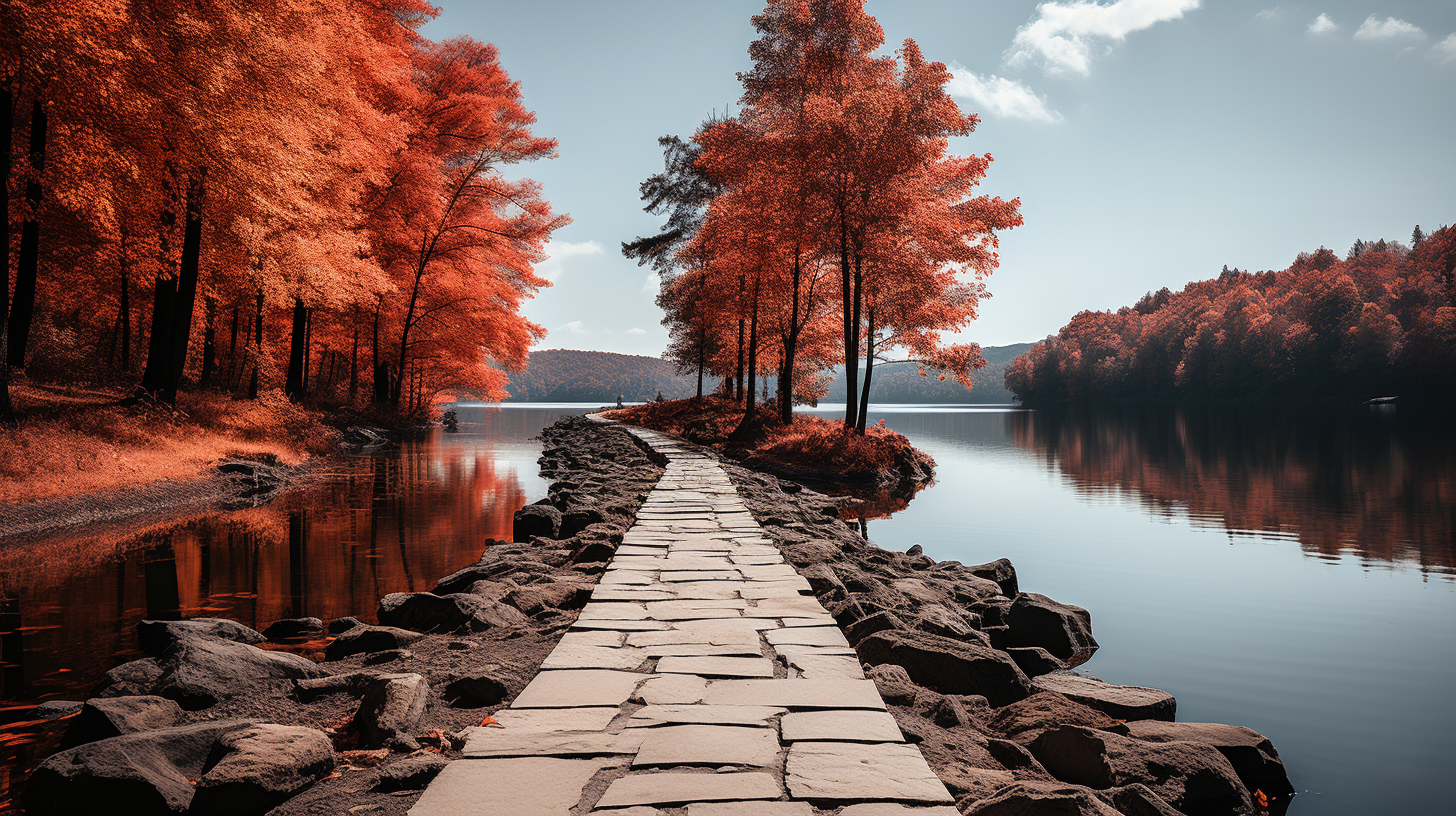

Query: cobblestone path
[[410, 422, 957, 815]]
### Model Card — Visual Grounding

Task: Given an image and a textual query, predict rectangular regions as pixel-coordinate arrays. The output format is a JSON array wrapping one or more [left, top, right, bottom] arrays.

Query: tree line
[[624, 0, 1021, 435], [1006, 227, 1456, 402], [1, 1, 563, 423]]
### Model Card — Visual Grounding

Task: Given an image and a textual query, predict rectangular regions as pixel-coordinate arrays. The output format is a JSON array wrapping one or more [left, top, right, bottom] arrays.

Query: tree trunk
[[0, 87, 12, 424], [302, 306, 313, 396], [857, 304, 874, 435], [778, 253, 802, 426], [839, 213, 858, 432], [695, 333, 704, 399], [349, 318, 359, 400], [7, 98, 46, 369], [226, 303, 238, 385], [744, 277, 760, 416], [139, 275, 177, 395], [394, 264, 425, 407], [285, 297, 307, 400], [371, 295, 388, 404], [247, 289, 262, 399], [118, 247, 131, 372], [159, 184, 203, 404], [199, 296, 216, 388]]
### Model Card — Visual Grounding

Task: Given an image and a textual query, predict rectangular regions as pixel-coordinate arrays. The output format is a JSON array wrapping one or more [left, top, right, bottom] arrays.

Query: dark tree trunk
[[349, 319, 359, 400], [118, 248, 131, 372], [839, 215, 858, 432], [199, 296, 216, 388], [247, 289, 262, 399], [695, 334, 704, 399], [7, 98, 46, 369], [226, 303, 239, 385], [778, 253, 802, 426], [159, 185, 203, 404], [302, 306, 313, 395], [744, 277, 760, 416], [1, 87, 14, 424], [140, 275, 177, 394], [847, 241, 863, 433], [372, 296, 388, 404], [857, 304, 874, 435], [285, 297, 307, 400]]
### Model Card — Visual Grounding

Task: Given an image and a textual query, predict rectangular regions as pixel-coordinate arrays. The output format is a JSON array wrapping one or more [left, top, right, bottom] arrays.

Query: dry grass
[[0, 383, 336, 504]]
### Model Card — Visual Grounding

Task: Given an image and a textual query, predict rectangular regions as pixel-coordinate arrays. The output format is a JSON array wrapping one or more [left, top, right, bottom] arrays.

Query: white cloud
[[534, 239, 604, 283], [947, 69, 1062, 123], [555, 320, 589, 335], [1256, 8, 1279, 22], [1007, 0, 1201, 76], [1307, 13, 1338, 35], [641, 271, 659, 295], [1435, 33, 1456, 62], [625, 328, 647, 336], [1354, 15, 1425, 41]]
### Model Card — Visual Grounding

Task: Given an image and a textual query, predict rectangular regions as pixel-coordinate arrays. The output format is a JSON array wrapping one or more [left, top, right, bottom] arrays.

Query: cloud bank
[[1007, 0, 1201, 76], [1308, 13, 1338, 35], [1354, 16, 1425, 41], [535, 239, 604, 283], [947, 69, 1062, 123]]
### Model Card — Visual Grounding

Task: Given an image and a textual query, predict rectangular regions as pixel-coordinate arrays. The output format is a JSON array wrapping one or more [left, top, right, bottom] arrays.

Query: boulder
[[1098, 784, 1187, 816], [442, 672, 510, 708], [865, 663, 919, 706], [61, 696, 184, 747], [326, 616, 364, 634], [571, 539, 618, 564], [432, 561, 517, 595], [377, 592, 529, 634], [154, 636, 329, 709], [351, 673, 429, 748], [913, 604, 981, 640], [1005, 647, 1067, 678], [512, 505, 561, 542], [1032, 674, 1176, 722], [963, 781, 1123, 816], [363, 649, 412, 666], [845, 609, 908, 646], [966, 558, 1019, 597], [34, 700, 83, 720], [21, 719, 250, 816], [323, 625, 424, 661], [1029, 726, 1252, 816], [293, 672, 380, 702], [262, 617, 324, 642], [1124, 720, 1295, 800], [136, 618, 265, 657], [98, 658, 164, 697], [374, 753, 451, 792], [505, 581, 591, 615], [988, 692, 1123, 745], [189, 724, 334, 816], [856, 629, 1031, 706], [559, 506, 607, 538], [1003, 593, 1098, 667]]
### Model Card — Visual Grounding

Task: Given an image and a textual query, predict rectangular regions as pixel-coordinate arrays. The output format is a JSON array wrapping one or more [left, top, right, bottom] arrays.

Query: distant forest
[[502, 345, 1030, 403], [1006, 227, 1456, 401]]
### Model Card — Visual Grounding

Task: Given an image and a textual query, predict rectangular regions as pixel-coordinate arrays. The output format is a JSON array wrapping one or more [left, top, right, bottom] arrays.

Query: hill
[[818, 343, 1031, 403]]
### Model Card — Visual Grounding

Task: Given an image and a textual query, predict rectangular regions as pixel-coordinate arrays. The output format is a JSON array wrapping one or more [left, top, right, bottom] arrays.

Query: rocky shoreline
[[13, 416, 1292, 816]]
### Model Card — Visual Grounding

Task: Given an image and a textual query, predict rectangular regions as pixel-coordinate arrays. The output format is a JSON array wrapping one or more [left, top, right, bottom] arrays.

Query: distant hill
[[504, 344, 1030, 404]]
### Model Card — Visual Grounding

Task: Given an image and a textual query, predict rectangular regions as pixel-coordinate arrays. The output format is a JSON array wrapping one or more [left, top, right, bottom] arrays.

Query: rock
[[1003, 593, 1098, 667], [571, 539, 618, 564], [61, 696, 184, 747], [442, 672, 509, 708], [1032, 674, 1176, 722], [155, 636, 329, 709], [513, 505, 562, 542], [1005, 646, 1067, 678], [293, 672, 380, 702], [985, 738, 1051, 776], [33, 700, 83, 720], [374, 753, 451, 792], [966, 558, 1018, 597], [865, 664, 919, 706], [98, 658, 164, 697], [845, 609, 908, 646], [962, 781, 1122, 816], [263, 617, 324, 642], [327, 616, 364, 634], [905, 544, 924, 556], [189, 723, 335, 816], [136, 618, 265, 657], [377, 591, 529, 634], [560, 507, 607, 537], [505, 581, 591, 615], [925, 695, 972, 728], [363, 649, 412, 665], [351, 673, 430, 748], [323, 625, 424, 661], [988, 692, 1124, 745], [433, 561, 515, 595], [1029, 726, 1252, 816], [1124, 720, 1295, 800], [1098, 784, 1187, 816], [913, 604, 981, 640], [21, 719, 250, 816], [856, 629, 1031, 706]]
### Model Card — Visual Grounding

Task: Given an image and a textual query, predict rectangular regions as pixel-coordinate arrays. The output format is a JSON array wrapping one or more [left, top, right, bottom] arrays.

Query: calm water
[[803, 402, 1455, 816], [2, 401, 1452, 815]]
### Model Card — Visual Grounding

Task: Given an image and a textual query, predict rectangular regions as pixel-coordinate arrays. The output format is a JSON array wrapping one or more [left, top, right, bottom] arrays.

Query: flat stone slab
[[703, 679, 885, 710], [486, 707, 619, 733], [780, 710, 904, 742], [572, 619, 671, 631], [785, 742, 954, 803], [839, 806, 961, 816], [765, 627, 852, 648], [595, 771, 782, 808], [541, 643, 647, 671], [463, 729, 643, 758], [688, 804, 814, 816], [512, 670, 644, 709], [579, 603, 650, 621], [1031, 672, 1177, 721], [627, 705, 785, 727], [657, 657, 774, 678], [635, 673, 708, 705], [783, 653, 865, 680], [410, 757, 608, 815], [632, 724, 780, 767]]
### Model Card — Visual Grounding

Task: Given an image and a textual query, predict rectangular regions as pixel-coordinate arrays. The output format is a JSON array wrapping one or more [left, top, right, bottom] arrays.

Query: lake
[[1, 401, 1451, 815]]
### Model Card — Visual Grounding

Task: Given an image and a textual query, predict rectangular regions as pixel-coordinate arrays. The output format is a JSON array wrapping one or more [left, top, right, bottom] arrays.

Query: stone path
[[411, 422, 957, 815]]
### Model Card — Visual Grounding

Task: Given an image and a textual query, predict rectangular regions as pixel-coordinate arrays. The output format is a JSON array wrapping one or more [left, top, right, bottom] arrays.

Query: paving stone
[[594, 772, 782, 808], [626, 705, 786, 727], [463, 729, 644, 758], [772, 644, 858, 657], [657, 656, 775, 678], [485, 707, 619, 733], [410, 757, 608, 816], [600, 572, 658, 586], [660, 571, 742, 583], [592, 588, 680, 602], [662, 582, 746, 600], [627, 621, 762, 648], [745, 597, 832, 618], [779, 710, 904, 742], [764, 627, 851, 648], [776, 615, 840, 627], [784, 653, 864, 679], [541, 643, 647, 671], [512, 670, 645, 709], [634, 673, 708, 705], [703, 679, 885, 710], [579, 603, 650, 621], [572, 619, 671, 632], [687, 804, 813, 816], [590, 808, 661, 816], [785, 742, 953, 803], [632, 724, 780, 767], [837, 806, 961, 816], [738, 582, 813, 599]]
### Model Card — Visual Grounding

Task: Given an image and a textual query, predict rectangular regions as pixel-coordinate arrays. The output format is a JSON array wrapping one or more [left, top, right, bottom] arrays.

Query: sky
[[420, 1, 1456, 355]]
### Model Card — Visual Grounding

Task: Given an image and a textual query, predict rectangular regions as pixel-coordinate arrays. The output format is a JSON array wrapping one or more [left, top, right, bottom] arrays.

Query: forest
[[1005, 228, 1456, 402], [500, 349, 696, 403], [625, 0, 1020, 434], [0, 1, 562, 423]]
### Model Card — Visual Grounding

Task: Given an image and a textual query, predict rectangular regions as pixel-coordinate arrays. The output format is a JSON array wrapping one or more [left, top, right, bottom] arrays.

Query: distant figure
[[615, 394, 624, 408]]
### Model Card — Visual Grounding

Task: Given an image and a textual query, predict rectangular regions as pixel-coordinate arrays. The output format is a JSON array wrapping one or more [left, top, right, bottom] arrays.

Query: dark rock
[[905, 544, 924, 556], [963, 781, 1123, 816], [1030, 726, 1252, 816], [1032, 673, 1176, 722], [324, 625, 424, 661], [98, 658, 164, 697], [136, 618, 265, 657], [986, 738, 1051, 776], [913, 603, 982, 640], [293, 672, 379, 702], [263, 617, 324, 642], [155, 636, 328, 710], [21, 719, 250, 816], [926, 695, 972, 728], [61, 696, 184, 748], [1125, 720, 1295, 800], [189, 723, 334, 816], [33, 700, 83, 720], [844, 609, 908, 646], [377, 592, 529, 634], [512, 505, 561, 542], [1006, 646, 1068, 678], [856, 629, 1032, 706], [351, 673, 429, 748], [559, 507, 607, 537], [972, 597, 1012, 627], [988, 691, 1124, 745], [433, 561, 517, 595], [1098, 784, 1187, 816], [865, 663, 919, 706], [327, 616, 364, 634], [443, 672, 510, 708], [967, 558, 1019, 597], [1003, 593, 1099, 667], [571, 539, 617, 564], [505, 581, 591, 615], [374, 753, 451, 792], [363, 649, 412, 666]]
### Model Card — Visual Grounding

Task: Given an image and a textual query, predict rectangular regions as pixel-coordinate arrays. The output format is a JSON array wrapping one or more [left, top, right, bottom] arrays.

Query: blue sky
[[421, 1, 1456, 354]]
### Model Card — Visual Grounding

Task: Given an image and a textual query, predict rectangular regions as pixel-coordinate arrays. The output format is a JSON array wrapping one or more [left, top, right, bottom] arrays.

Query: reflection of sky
[[834, 406, 1455, 816]]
